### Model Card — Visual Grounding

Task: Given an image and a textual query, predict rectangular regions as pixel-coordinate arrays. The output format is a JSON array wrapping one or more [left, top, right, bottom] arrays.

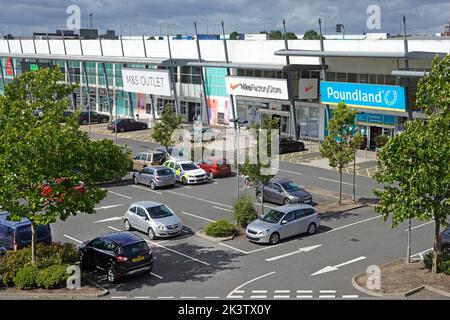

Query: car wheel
[[124, 219, 133, 231], [256, 192, 263, 203], [107, 265, 117, 283], [119, 127, 125, 132], [269, 232, 280, 245], [102, 118, 108, 123], [209, 171, 214, 179], [283, 198, 291, 205], [307, 223, 317, 235], [82, 119, 88, 125], [133, 175, 138, 185], [148, 228, 156, 240], [442, 245, 450, 253], [150, 181, 156, 190], [182, 177, 188, 185], [142, 125, 147, 130]]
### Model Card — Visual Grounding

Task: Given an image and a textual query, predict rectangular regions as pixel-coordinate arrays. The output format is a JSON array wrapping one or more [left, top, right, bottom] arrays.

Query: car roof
[[130, 201, 165, 208], [0, 212, 32, 227], [270, 178, 295, 184], [146, 165, 167, 170], [270, 203, 315, 214], [206, 156, 225, 160], [177, 160, 194, 164], [102, 231, 144, 246]]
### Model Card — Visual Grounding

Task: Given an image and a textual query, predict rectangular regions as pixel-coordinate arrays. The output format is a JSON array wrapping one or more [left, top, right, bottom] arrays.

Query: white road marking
[[204, 296, 220, 299], [252, 290, 268, 294], [63, 234, 83, 244], [111, 296, 127, 299], [213, 206, 233, 213], [246, 242, 291, 254], [157, 296, 174, 299], [227, 296, 243, 299], [274, 290, 290, 293], [144, 239, 210, 266], [181, 211, 216, 223], [131, 185, 162, 195], [166, 190, 232, 208], [234, 290, 245, 294], [274, 295, 290, 299], [311, 256, 367, 276], [297, 295, 313, 299], [326, 216, 382, 233], [253, 203, 275, 208], [95, 204, 124, 210], [185, 186, 192, 189], [342, 295, 359, 299], [108, 226, 121, 232], [218, 242, 249, 254], [134, 296, 150, 299], [320, 290, 336, 294], [318, 177, 356, 186], [411, 247, 433, 258], [265, 244, 322, 262], [227, 271, 276, 298], [180, 296, 197, 299], [319, 295, 336, 299], [278, 169, 303, 176], [108, 191, 132, 199], [405, 221, 434, 231], [297, 290, 313, 293], [93, 216, 123, 224], [250, 295, 267, 299], [150, 272, 164, 279], [213, 182, 218, 185]]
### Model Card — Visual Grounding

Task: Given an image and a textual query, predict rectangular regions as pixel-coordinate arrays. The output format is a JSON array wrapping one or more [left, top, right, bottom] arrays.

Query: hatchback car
[[163, 160, 207, 184], [256, 178, 312, 205], [132, 151, 166, 171], [197, 156, 231, 179], [79, 231, 154, 283], [0, 212, 52, 251], [439, 228, 450, 253], [246, 204, 320, 245], [155, 146, 190, 161], [133, 166, 175, 190], [185, 127, 223, 142], [79, 111, 110, 125], [107, 118, 148, 132], [123, 201, 183, 240], [279, 138, 305, 154]]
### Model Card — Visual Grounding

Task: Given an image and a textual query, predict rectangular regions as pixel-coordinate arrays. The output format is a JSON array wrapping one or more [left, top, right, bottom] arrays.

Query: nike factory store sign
[[320, 81, 406, 112], [225, 76, 289, 100], [121, 68, 172, 96]]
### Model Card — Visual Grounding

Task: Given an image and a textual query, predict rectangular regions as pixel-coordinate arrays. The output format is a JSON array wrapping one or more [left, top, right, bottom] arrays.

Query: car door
[[133, 153, 143, 171], [127, 206, 138, 227], [272, 183, 285, 204], [143, 167, 154, 185], [174, 163, 182, 181], [0, 225, 12, 250], [134, 206, 149, 232], [295, 208, 316, 234], [279, 211, 296, 239], [90, 112, 99, 123], [264, 182, 278, 203], [94, 238, 116, 271], [89, 238, 107, 270]]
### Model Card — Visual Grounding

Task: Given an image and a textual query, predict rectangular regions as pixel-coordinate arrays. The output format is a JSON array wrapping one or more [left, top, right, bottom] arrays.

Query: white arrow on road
[[93, 216, 123, 224], [265, 244, 322, 262], [311, 256, 366, 276]]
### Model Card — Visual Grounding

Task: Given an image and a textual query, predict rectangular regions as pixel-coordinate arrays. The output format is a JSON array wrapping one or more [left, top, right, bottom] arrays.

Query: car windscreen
[[146, 205, 173, 219], [214, 158, 227, 165], [152, 153, 165, 161], [280, 181, 301, 192], [259, 209, 285, 224], [118, 241, 149, 257], [16, 225, 50, 242], [181, 163, 198, 171], [156, 168, 173, 176]]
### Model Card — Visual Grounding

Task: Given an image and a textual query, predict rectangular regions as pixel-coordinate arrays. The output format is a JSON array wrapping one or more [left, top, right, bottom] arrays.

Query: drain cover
[[349, 238, 360, 242]]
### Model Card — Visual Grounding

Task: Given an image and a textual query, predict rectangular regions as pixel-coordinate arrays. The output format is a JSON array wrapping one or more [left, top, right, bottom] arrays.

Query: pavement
[[28, 130, 436, 300]]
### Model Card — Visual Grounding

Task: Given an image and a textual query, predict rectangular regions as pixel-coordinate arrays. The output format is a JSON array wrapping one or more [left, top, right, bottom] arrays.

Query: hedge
[[205, 220, 237, 237]]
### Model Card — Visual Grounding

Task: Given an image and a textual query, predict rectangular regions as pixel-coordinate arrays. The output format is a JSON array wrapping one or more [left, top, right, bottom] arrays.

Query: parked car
[[155, 146, 190, 161], [163, 160, 207, 185], [279, 138, 305, 154], [78, 111, 110, 125], [123, 201, 183, 240], [0, 212, 52, 251], [246, 204, 320, 245], [107, 119, 148, 132], [0, 246, 6, 257], [79, 231, 154, 283], [197, 156, 231, 179], [439, 228, 450, 253], [132, 151, 166, 171], [133, 166, 175, 190], [184, 127, 223, 142], [256, 178, 312, 205]]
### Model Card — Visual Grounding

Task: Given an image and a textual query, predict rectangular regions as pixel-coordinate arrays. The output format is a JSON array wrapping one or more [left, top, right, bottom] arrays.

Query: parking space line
[[318, 177, 356, 186], [297, 290, 313, 293], [342, 295, 359, 299], [108, 226, 121, 232], [274, 295, 290, 299], [180, 296, 197, 299], [111, 296, 127, 299], [253, 203, 275, 209], [297, 295, 313, 299], [250, 295, 267, 299], [213, 206, 233, 213], [227, 296, 243, 299], [63, 234, 83, 244], [277, 169, 303, 176], [252, 290, 268, 294], [204, 296, 220, 299], [246, 243, 286, 254], [274, 290, 290, 293], [227, 271, 276, 298], [181, 211, 216, 223], [144, 239, 210, 266], [411, 247, 433, 258], [218, 242, 249, 254], [319, 295, 336, 299], [134, 296, 150, 299], [405, 221, 434, 231], [131, 185, 162, 195], [150, 272, 164, 279], [95, 204, 124, 210], [320, 290, 336, 294], [326, 215, 382, 233], [166, 190, 232, 208], [108, 191, 132, 199], [157, 296, 174, 299]]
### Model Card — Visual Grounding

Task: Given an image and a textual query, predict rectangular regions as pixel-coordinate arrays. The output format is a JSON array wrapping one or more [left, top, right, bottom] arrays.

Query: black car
[[107, 118, 148, 132], [79, 111, 110, 125], [439, 228, 450, 253], [79, 231, 154, 283], [279, 138, 305, 154]]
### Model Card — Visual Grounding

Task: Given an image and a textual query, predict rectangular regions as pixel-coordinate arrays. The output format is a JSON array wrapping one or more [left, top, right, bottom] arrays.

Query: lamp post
[[336, 24, 345, 39], [230, 118, 248, 200]]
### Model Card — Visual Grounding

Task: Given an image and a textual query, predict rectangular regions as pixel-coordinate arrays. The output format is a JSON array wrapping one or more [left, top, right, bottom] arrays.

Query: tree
[[375, 54, 450, 273], [229, 31, 239, 40], [320, 102, 363, 205], [269, 30, 283, 40], [303, 30, 323, 40], [152, 103, 182, 149], [285, 32, 298, 40], [239, 116, 279, 215], [0, 67, 132, 265]]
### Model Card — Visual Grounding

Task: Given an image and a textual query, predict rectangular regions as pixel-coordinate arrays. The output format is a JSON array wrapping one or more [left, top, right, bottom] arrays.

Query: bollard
[[365, 148, 368, 158]]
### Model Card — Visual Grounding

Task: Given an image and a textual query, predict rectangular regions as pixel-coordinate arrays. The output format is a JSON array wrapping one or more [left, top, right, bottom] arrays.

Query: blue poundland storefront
[[320, 81, 407, 149]]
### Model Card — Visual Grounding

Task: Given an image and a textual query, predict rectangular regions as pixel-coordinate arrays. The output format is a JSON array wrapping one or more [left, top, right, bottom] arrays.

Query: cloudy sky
[[1, 0, 449, 36]]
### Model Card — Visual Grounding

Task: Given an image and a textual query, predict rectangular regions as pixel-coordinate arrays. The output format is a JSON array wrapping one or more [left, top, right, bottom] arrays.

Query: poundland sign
[[225, 76, 289, 100], [320, 81, 406, 112], [122, 68, 172, 96]]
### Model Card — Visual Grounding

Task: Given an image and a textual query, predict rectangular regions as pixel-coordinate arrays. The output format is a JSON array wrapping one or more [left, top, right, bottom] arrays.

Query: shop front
[[356, 113, 396, 150]]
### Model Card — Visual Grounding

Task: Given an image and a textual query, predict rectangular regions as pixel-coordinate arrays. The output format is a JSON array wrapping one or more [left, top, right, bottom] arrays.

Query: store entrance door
[[188, 102, 196, 122], [260, 110, 290, 137], [369, 126, 383, 150]]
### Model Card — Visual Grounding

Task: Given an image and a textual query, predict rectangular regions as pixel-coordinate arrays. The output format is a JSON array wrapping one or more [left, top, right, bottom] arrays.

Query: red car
[[197, 157, 231, 179]]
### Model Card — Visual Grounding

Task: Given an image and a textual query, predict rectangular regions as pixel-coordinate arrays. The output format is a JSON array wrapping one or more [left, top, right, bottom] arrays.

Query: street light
[[336, 24, 345, 39], [230, 118, 248, 200]]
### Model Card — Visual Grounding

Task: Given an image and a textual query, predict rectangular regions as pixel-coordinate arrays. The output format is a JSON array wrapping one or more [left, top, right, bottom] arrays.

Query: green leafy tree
[[320, 102, 363, 205], [269, 30, 283, 40], [0, 67, 132, 265], [229, 31, 240, 40], [375, 54, 450, 273], [152, 103, 182, 149], [303, 30, 323, 40], [285, 32, 298, 40], [239, 116, 279, 215]]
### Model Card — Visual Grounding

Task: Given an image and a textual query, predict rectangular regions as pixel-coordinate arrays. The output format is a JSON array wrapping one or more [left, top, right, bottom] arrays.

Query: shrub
[[0, 247, 32, 286], [205, 220, 236, 237], [233, 196, 258, 228], [423, 251, 450, 275], [13, 266, 39, 290], [35, 265, 70, 289]]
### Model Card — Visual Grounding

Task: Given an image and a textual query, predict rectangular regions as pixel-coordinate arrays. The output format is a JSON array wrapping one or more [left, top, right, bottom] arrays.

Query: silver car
[[133, 166, 175, 190], [246, 204, 320, 245], [256, 178, 312, 205], [123, 201, 183, 240]]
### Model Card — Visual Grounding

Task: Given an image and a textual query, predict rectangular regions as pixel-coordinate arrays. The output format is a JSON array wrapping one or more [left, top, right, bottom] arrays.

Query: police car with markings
[[163, 160, 208, 185]]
